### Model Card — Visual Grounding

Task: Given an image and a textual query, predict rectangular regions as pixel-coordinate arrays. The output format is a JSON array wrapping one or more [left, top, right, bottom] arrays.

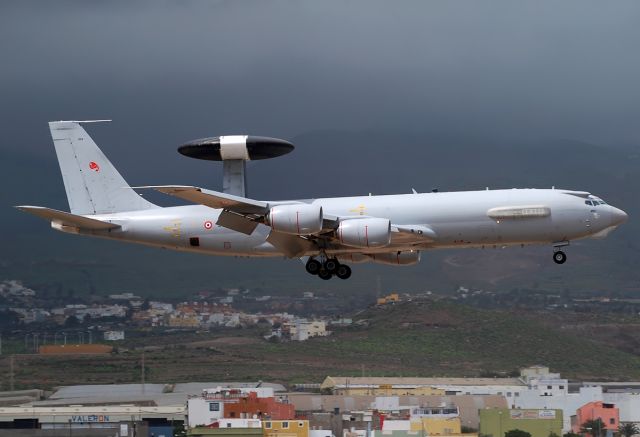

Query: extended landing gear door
[[216, 210, 259, 235]]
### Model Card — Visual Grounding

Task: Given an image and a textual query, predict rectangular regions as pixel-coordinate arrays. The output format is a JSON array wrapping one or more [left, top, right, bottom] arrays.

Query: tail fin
[[49, 121, 158, 214]]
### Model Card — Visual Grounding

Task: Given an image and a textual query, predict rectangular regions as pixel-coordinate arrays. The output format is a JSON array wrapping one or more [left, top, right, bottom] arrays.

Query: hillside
[[6, 300, 640, 389]]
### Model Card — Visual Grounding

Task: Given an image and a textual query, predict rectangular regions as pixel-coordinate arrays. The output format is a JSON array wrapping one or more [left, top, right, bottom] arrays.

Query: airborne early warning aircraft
[[17, 121, 628, 280]]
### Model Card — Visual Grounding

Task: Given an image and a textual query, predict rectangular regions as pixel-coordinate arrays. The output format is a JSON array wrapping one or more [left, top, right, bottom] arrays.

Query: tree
[[619, 423, 640, 437], [549, 432, 560, 437], [64, 315, 80, 328], [581, 418, 607, 437], [504, 430, 532, 437], [563, 432, 581, 437]]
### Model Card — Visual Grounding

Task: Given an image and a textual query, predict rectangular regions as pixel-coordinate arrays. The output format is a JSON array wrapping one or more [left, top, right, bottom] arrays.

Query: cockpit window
[[585, 200, 593, 206]]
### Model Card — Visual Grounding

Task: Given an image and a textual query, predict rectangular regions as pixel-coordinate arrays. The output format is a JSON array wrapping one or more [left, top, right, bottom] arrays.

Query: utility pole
[[141, 352, 146, 395], [9, 355, 14, 391]]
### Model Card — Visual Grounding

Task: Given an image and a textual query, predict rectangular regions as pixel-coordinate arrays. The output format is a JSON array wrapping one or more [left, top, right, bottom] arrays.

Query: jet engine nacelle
[[268, 204, 323, 235], [337, 217, 391, 248], [367, 250, 421, 266]]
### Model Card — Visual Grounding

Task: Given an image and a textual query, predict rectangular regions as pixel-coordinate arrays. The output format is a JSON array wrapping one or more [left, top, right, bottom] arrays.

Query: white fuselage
[[75, 188, 625, 258]]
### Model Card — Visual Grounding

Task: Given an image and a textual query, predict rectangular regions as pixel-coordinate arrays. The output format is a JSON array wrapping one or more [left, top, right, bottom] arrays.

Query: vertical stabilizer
[[49, 121, 158, 215]]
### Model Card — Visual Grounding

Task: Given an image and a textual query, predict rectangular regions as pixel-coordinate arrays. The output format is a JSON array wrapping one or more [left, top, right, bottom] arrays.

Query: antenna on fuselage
[[177, 135, 294, 197]]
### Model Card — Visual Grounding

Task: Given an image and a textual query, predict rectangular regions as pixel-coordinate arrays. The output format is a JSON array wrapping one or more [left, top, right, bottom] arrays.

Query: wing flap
[[15, 206, 120, 230], [216, 210, 259, 235]]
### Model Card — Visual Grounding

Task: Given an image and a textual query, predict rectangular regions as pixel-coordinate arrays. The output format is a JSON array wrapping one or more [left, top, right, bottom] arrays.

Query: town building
[[0, 405, 183, 436], [224, 392, 295, 420], [321, 377, 525, 397], [264, 419, 310, 437], [571, 401, 619, 435], [286, 320, 329, 341], [104, 330, 125, 341], [479, 408, 563, 437], [601, 391, 640, 424], [188, 388, 290, 428]]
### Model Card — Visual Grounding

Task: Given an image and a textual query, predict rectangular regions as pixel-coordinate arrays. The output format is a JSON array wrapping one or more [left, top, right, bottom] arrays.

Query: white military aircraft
[[17, 121, 628, 280]]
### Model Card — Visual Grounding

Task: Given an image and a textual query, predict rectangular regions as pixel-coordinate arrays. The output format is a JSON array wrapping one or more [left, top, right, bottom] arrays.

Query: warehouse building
[[479, 408, 563, 437]]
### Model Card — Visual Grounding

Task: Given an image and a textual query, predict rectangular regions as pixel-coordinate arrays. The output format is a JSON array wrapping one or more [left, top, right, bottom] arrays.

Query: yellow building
[[321, 377, 445, 396], [168, 314, 200, 327], [377, 293, 400, 305], [263, 420, 309, 437], [410, 417, 462, 435], [286, 320, 328, 340]]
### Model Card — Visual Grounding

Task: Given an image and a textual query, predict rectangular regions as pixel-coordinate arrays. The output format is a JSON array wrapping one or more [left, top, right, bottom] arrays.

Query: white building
[[0, 280, 36, 297], [602, 391, 640, 423], [187, 397, 225, 427], [513, 370, 603, 432], [104, 330, 125, 341], [187, 387, 275, 428], [288, 320, 329, 341]]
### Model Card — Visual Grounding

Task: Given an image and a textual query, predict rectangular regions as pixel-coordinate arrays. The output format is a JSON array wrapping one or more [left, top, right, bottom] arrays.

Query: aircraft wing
[[144, 186, 435, 252], [15, 206, 120, 230], [142, 185, 268, 214], [144, 185, 338, 235]]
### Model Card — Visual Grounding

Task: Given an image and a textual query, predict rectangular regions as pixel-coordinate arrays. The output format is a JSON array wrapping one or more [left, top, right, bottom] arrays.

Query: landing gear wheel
[[336, 264, 352, 280], [553, 251, 567, 264], [324, 258, 339, 273], [318, 269, 333, 280], [305, 259, 321, 275]]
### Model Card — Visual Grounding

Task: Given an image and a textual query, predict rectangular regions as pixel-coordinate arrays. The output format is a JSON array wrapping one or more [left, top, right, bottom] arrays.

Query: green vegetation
[[3, 300, 640, 390], [504, 430, 532, 437]]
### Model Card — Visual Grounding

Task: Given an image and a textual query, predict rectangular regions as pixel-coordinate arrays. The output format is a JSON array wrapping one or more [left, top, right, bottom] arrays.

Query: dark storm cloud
[[1, 0, 639, 292], [2, 1, 640, 149]]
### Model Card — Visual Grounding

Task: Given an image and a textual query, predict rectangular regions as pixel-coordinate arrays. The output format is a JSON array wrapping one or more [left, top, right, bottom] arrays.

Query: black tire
[[336, 264, 352, 280], [305, 259, 321, 275], [553, 251, 567, 264], [318, 269, 333, 280], [324, 259, 339, 273]]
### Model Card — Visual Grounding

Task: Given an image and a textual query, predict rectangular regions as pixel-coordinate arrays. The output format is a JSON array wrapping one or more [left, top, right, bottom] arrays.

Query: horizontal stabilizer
[[15, 206, 120, 230], [138, 186, 268, 214]]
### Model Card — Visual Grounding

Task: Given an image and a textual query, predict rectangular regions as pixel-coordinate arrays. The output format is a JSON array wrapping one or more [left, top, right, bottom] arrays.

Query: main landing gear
[[305, 257, 352, 280]]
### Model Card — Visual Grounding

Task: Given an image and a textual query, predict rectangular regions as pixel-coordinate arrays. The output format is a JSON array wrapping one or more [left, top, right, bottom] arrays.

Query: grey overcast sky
[[1, 1, 639, 293], [2, 1, 640, 146]]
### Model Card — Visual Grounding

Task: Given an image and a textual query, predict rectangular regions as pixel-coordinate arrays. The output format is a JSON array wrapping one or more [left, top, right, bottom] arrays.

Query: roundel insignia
[[89, 161, 100, 172], [204, 220, 213, 230]]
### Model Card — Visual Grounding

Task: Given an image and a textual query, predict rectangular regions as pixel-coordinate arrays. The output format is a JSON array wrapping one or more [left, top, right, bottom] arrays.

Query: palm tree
[[619, 423, 640, 437], [581, 419, 607, 437]]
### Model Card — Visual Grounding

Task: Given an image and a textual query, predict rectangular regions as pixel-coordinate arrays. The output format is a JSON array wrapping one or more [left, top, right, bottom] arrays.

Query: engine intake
[[337, 217, 391, 248], [268, 204, 323, 235]]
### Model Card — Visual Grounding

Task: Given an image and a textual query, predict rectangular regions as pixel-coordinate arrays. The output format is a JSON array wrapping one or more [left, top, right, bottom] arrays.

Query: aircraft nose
[[610, 206, 628, 226]]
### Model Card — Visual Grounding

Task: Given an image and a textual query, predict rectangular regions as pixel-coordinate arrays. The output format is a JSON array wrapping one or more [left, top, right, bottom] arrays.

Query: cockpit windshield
[[585, 199, 607, 206]]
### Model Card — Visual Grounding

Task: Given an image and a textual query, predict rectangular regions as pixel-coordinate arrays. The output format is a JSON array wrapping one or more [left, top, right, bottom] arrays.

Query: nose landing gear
[[553, 250, 567, 264], [305, 257, 352, 280], [552, 241, 569, 264]]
